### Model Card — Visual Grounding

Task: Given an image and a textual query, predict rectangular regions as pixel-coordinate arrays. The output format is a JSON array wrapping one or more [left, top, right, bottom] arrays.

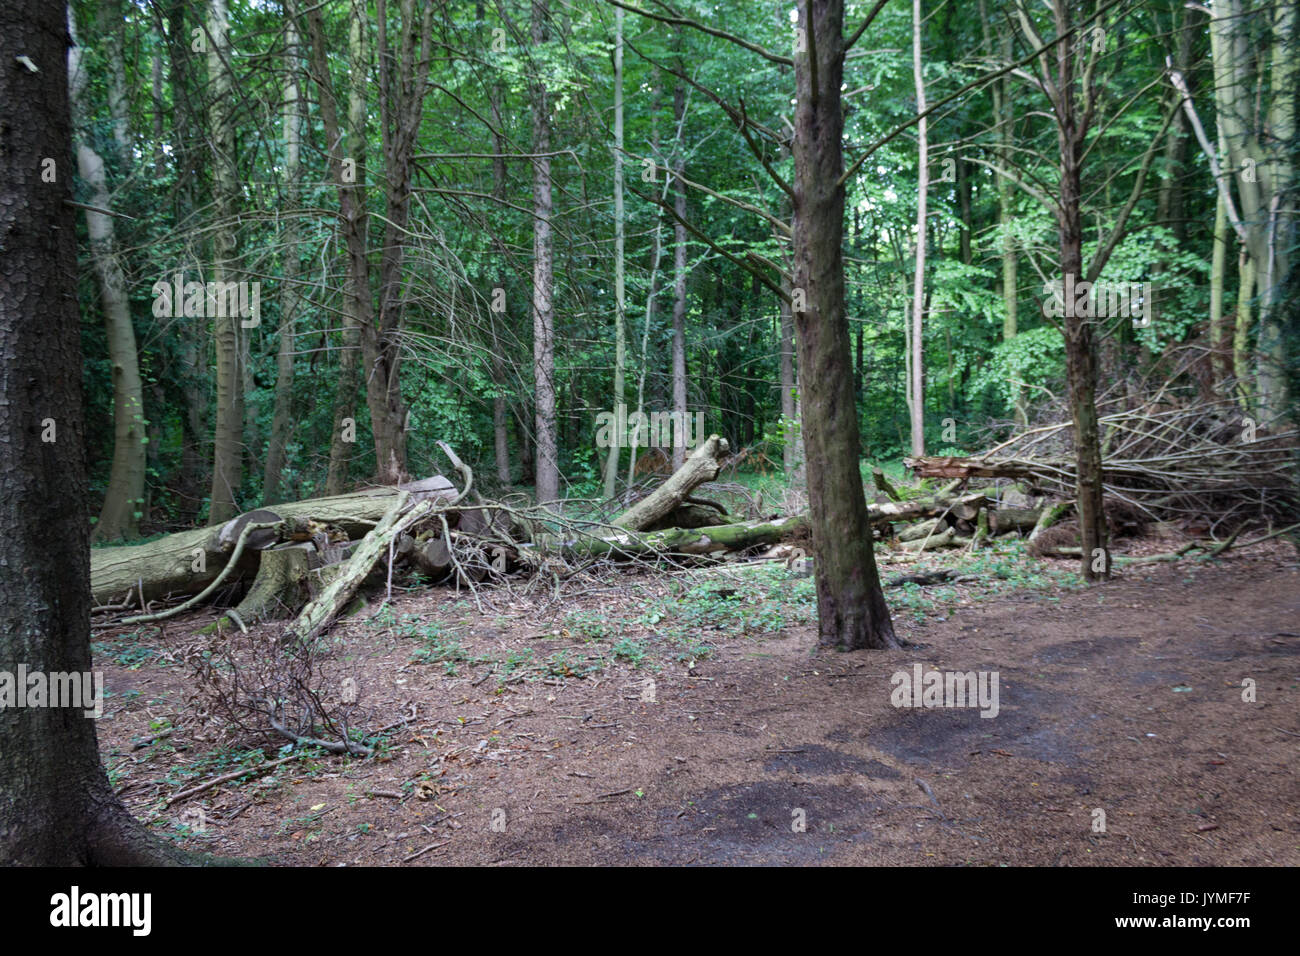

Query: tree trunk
[[603, 7, 627, 499], [792, 0, 898, 650], [490, 93, 513, 487], [263, 12, 303, 504], [90, 477, 455, 605], [69, 18, 147, 543], [1209, 151, 1231, 391], [369, 0, 433, 483], [614, 435, 728, 530], [1, 0, 188, 864], [909, 0, 928, 459], [207, 0, 243, 525], [531, 0, 559, 505], [1255, 0, 1294, 427], [1052, 0, 1108, 581], [308, 0, 369, 496], [670, 80, 690, 473]]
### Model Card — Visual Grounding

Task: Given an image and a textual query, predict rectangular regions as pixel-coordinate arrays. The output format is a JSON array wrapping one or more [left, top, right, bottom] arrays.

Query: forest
[[0, 0, 1297, 872]]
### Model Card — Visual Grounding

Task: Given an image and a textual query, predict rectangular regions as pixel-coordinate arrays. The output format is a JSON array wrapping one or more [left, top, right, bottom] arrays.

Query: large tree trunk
[[1255, 0, 1294, 426], [792, 0, 898, 650], [69, 17, 147, 543], [1, 0, 187, 864], [206, 0, 244, 525], [531, 0, 559, 505]]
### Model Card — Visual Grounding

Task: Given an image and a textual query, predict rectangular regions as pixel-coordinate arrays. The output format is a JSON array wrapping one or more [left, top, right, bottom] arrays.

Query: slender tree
[[531, 0, 560, 504], [70, 8, 147, 541]]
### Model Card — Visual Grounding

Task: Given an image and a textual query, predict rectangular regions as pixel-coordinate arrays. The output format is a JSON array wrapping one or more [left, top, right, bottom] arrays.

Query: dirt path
[[99, 548, 1299, 865]]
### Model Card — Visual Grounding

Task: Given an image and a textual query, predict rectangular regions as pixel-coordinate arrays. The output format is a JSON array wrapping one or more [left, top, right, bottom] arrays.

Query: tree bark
[[670, 79, 690, 473], [792, 0, 898, 650], [614, 435, 729, 530], [909, 0, 928, 459], [207, 0, 244, 525], [603, 6, 627, 499], [531, 0, 559, 505], [90, 478, 455, 605], [369, 0, 433, 482], [307, 0, 369, 495], [1, 0, 189, 864], [263, 10, 304, 504]]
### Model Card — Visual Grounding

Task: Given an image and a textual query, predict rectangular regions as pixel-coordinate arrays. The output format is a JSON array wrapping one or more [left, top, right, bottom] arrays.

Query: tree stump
[[230, 541, 314, 623]]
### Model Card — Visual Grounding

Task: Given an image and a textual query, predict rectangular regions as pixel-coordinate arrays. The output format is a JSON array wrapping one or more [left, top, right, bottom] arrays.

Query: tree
[[1005, 0, 1174, 581], [792, 0, 899, 650], [908, 0, 929, 459], [207, 0, 244, 524], [0, 0, 186, 864], [263, 4, 304, 504], [603, 6, 627, 498], [69, 7, 147, 542], [531, 0, 560, 505]]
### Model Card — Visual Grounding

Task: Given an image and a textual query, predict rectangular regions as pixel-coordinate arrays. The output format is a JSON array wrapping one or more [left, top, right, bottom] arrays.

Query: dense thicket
[[69, 0, 1295, 535]]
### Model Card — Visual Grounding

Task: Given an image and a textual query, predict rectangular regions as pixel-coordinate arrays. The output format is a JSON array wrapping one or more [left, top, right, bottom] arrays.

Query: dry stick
[[402, 840, 450, 863], [118, 520, 283, 626], [164, 752, 303, 808]]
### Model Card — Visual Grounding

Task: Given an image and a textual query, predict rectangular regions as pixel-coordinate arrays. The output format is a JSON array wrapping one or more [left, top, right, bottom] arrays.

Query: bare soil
[[94, 540, 1300, 866]]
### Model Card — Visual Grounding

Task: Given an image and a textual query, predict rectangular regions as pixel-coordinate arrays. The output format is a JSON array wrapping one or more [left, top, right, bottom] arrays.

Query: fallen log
[[613, 435, 729, 531], [290, 444, 473, 641], [987, 507, 1043, 536], [905, 456, 1036, 481], [90, 476, 456, 605], [549, 493, 991, 560]]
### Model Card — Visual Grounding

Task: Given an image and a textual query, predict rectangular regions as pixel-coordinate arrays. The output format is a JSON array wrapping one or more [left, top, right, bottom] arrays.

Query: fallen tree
[[93, 429, 1051, 640], [91, 477, 454, 606]]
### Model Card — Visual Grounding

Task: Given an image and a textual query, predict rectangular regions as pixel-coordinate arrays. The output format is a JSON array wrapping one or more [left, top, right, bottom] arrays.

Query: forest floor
[[94, 531, 1300, 866]]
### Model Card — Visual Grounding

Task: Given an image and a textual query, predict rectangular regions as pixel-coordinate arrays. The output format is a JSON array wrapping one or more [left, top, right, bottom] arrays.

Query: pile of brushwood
[[908, 392, 1299, 560]]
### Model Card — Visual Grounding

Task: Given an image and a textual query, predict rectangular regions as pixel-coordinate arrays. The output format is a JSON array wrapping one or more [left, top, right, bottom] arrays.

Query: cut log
[[897, 518, 940, 542], [613, 435, 730, 531], [988, 507, 1043, 536], [90, 475, 456, 605], [409, 535, 453, 581]]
